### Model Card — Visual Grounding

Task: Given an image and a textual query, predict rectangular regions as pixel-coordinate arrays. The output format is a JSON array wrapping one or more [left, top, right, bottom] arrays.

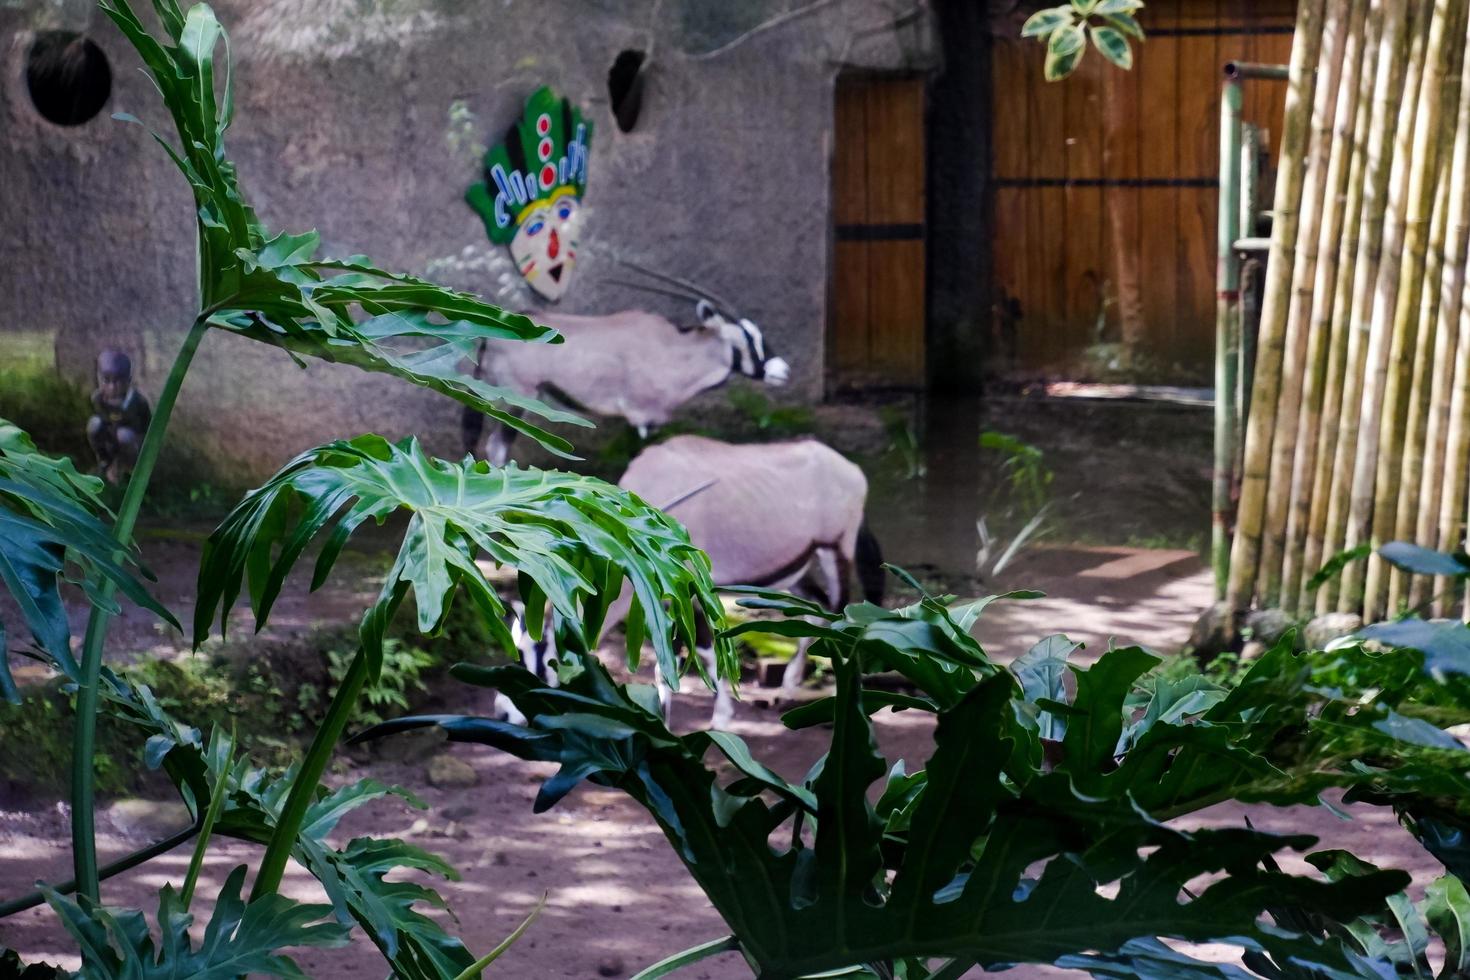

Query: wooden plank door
[[830, 76, 926, 388], [988, 0, 1296, 379]]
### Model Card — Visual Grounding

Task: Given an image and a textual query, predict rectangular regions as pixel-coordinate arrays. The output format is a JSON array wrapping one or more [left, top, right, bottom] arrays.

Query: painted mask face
[[510, 194, 582, 301], [465, 86, 593, 304]]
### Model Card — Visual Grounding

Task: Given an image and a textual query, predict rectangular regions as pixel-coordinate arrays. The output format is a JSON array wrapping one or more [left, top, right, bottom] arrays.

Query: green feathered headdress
[[466, 86, 592, 245]]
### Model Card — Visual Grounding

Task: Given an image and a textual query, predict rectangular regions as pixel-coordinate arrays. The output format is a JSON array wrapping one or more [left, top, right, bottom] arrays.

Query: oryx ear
[[695, 299, 719, 326]]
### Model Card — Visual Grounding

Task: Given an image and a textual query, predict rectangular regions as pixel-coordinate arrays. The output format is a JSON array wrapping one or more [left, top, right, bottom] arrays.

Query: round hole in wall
[[608, 49, 647, 133], [26, 31, 112, 127]]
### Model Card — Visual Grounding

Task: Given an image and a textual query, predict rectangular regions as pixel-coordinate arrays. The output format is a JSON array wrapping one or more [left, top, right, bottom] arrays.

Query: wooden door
[[830, 75, 927, 388], [989, 0, 1297, 378]]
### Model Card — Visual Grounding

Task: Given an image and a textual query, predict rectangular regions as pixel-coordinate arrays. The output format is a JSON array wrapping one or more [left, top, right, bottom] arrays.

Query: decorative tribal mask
[[466, 86, 592, 302]]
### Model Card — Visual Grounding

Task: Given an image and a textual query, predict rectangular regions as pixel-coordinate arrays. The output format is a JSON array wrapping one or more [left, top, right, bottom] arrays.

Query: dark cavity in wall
[[608, 49, 647, 133], [26, 31, 112, 126]]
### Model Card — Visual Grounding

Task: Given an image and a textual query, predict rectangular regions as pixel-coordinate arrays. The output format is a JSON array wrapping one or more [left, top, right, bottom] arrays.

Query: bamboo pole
[[1397, 169, 1455, 612], [1224, 0, 1328, 613], [1360, 0, 1458, 621], [1329, 0, 1425, 612], [1405, 7, 1470, 613], [1301, 2, 1385, 615], [1436, 13, 1470, 617], [1265, 0, 1355, 612], [1214, 76, 1244, 600], [1317, 0, 1414, 612]]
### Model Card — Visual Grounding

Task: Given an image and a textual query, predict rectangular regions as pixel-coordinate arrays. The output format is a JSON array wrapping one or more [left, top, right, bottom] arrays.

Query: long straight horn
[[613, 258, 738, 318], [657, 478, 717, 513], [600, 278, 707, 306]]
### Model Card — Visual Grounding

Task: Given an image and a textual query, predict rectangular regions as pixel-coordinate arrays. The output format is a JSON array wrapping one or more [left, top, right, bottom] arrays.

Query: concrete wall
[[0, 0, 938, 484]]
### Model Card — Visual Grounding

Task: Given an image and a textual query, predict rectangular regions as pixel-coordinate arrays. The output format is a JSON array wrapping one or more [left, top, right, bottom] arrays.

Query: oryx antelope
[[500, 435, 884, 729], [461, 271, 790, 465]]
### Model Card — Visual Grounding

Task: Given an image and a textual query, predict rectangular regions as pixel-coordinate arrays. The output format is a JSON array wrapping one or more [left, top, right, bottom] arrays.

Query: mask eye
[[556, 203, 573, 220], [525, 220, 545, 236]]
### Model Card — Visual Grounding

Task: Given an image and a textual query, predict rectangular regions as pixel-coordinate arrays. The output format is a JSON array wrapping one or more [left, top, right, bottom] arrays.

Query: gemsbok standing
[[498, 435, 885, 729], [461, 294, 790, 465]]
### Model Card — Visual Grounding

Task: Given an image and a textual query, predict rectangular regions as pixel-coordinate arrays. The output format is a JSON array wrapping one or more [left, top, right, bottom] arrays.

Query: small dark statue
[[86, 349, 151, 484]]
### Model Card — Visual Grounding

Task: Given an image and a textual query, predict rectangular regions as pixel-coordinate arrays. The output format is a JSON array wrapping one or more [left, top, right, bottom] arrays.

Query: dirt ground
[[0, 544, 1446, 978], [0, 395, 1440, 976]]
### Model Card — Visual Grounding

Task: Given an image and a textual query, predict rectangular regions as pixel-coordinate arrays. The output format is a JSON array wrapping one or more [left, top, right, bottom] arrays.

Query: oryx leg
[[652, 610, 734, 730], [491, 600, 557, 726], [486, 410, 523, 467], [781, 546, 850, 693]]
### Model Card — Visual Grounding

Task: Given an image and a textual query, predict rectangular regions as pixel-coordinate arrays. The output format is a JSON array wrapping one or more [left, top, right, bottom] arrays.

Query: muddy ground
[[1, 394, 1440, 977]]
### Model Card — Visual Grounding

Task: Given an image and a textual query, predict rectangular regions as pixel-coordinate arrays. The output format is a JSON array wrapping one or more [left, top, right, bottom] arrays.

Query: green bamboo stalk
[[1421, 9, 1470, 615], [1214, 78, 1245, 599], [1437, 51, 1470, 616], [1360, 0, 1458, 621], [1405, 7, 1470, 612], [1302, 1, 1385, 613], [1225, 0, 1329, 612], [70, 313, 211, 903], [1329, 0, 1425, 613], [1396, 162, 1455, 613], [1264, 0, 1355, 611]]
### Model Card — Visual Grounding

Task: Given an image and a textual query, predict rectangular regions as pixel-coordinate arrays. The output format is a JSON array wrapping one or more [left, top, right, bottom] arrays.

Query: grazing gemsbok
[[461, 283, 790, 465], [499, 435, 884, 730]]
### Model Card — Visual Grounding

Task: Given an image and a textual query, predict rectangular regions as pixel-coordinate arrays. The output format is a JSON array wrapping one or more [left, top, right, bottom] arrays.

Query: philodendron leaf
[[370, 593, 1409, 978], [42, 865, 348, 979], [0, 948, 64, 979], [1009, 633, 1078, 740], [1095, 0, 1145, 13], [0, 419, 177, 700], [1425, 875, 1470, 975], [195, 435, 728, 686], [1380, 541, 1470, 579], [1356, 618, 1470, 677], [1307, 543, 1374, 593]]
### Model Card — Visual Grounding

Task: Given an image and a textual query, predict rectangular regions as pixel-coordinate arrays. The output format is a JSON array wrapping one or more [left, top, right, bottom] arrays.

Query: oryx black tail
[[856, 520, 885, 606]]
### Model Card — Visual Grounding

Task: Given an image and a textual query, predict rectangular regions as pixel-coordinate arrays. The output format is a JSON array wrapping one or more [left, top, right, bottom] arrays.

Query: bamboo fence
[[1225, 0, 1470, 623]]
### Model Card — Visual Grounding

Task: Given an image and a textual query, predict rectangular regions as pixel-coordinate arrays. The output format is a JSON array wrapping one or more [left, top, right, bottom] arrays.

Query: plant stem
[[250, 647, 369, 901], [69, 313, 211, 904], [628, 936, 742, 980], [449, 893, 547, 980], [181, 726, 234, 912], [0, 819, 200, 917]]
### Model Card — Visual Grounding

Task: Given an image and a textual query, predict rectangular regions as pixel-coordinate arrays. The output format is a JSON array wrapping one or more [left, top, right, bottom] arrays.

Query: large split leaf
[[41, 865, 347, 979], [194, 434, 728, 685], [0, 419, 176, 700], [99, 0, 585, 455], [362, 601, 1407, 978]]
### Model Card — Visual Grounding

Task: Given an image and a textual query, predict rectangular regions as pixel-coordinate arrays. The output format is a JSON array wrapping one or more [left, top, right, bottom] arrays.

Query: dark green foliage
[[361, 589, 1470, 977], [41, 864, 347, 979], [0, 418, 176, 701], [726, 389, 817, 438], [0, 363, 91, 465], [195, 434, 730, 687]]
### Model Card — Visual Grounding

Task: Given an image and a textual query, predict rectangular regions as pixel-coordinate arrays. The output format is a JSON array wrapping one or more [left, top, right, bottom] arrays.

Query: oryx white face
[[510, 194, 583, 301], [696, 300, 789, 386]]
